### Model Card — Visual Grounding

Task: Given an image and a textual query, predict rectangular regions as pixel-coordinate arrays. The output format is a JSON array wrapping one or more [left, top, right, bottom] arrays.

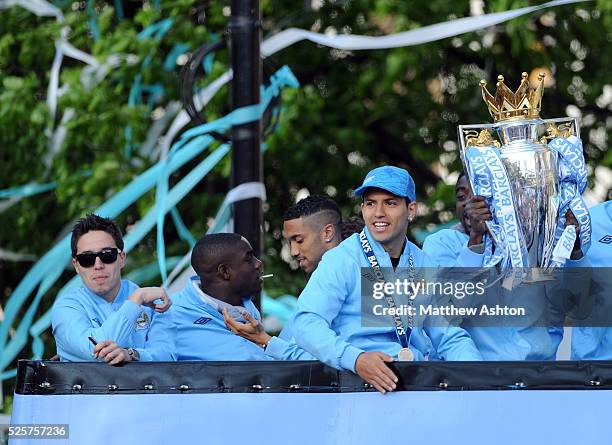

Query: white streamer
[[261, 0, 589, 54], [156, 0, 589, 165], [81, 54, 140, 90], [160, 70, 233, 160], [45, 108, 74, 170], [165, 181, 267, 291], [0, 249, 37, 262], [2, 0, 589, 169], [0, 0, 62, 21]]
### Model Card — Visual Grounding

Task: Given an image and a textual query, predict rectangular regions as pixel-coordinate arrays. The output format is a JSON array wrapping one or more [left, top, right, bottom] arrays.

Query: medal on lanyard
[[359, 230, 415, 361], [398, 347, 414, 361]]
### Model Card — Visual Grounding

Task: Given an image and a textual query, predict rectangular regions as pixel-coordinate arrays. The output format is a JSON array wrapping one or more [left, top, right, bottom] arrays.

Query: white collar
[[190, 277, 256, 322]]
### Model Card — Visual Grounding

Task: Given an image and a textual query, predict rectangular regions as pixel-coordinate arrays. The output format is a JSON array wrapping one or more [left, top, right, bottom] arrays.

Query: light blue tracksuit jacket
[[570, 201, 612, 359], [264, 322, 316, 360], [169, 277, 271, 361], [423, 227, 577, 360], [293, 227, 482, 373], [51, 279, 175, 361]]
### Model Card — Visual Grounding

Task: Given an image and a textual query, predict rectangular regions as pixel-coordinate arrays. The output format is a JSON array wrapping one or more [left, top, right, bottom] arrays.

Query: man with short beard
[[293, 166, 481, 393]]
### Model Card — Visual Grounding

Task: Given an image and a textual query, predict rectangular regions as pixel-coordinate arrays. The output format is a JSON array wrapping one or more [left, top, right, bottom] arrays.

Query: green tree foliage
[[0, 0, 610, 395]]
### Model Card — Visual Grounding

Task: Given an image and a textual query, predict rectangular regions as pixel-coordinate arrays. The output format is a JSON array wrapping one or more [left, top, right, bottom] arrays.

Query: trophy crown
[[479, 71, 545, 122]]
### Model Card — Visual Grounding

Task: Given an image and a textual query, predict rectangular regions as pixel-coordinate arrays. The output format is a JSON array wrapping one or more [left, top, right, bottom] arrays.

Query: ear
[[321, 223, 335, 243], [72, 257, 79, 274], [217, 263, 232, 281], [118, 251, 126, 270], [407, 201, 418, 221]]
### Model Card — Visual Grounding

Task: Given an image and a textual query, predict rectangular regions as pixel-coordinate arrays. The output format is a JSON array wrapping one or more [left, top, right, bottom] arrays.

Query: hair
[[191, 233, 245, 276], [360, 188, 412, 207], [340, 216, 364, 240], [71, 214, 124, 257], [457, 169, 467, 185], [283, 194, 342, 222]]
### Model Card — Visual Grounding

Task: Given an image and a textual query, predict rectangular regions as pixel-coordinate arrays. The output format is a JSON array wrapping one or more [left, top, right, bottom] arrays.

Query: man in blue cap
[[293, 166, 481, 393]]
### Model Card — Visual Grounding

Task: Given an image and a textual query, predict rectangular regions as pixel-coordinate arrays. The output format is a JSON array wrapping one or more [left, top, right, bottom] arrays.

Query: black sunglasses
[[75, 248, 120, 268]]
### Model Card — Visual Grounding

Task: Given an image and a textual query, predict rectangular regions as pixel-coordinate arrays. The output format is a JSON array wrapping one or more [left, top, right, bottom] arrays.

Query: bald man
[[168, 233, 271, 360]]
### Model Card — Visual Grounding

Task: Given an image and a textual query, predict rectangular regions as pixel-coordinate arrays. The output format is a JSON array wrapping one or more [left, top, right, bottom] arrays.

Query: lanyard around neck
[[359, 229, 415, 348]]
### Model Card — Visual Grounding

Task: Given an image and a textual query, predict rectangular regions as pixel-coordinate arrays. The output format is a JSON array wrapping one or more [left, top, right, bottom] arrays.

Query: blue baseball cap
[[354, 166, 416, 201]]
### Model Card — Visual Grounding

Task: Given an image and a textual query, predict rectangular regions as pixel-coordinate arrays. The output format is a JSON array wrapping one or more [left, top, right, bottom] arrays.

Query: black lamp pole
[[229, 0, 262, 307]]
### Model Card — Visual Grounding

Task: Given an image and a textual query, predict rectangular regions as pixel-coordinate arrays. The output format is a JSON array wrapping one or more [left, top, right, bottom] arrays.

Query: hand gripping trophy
[[458, 71, 591, 275]]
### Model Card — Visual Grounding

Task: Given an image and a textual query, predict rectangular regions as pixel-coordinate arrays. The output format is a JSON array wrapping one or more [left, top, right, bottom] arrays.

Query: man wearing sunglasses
[[51, 214, 174, 364]]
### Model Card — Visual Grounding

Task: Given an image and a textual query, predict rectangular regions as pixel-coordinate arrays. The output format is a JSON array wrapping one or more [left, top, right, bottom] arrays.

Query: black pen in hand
[[89, 336, 98, 357]]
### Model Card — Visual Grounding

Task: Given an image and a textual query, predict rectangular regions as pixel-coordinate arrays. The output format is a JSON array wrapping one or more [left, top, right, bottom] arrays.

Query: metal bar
[[229, 0, 262, 308]]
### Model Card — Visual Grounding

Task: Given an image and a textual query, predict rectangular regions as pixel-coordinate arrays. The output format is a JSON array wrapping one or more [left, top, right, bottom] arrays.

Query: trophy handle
[[457, 123, 500, 189], [539, 117, 580, 143], [456, 123, 503, 250]]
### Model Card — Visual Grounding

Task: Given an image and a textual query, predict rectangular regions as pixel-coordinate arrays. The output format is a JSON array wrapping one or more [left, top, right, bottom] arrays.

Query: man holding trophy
[[458, 71, 590, 271], [424, 70, 592, 360]]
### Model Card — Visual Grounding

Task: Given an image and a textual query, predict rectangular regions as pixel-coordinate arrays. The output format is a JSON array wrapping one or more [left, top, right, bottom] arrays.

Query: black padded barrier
[[14, 360, 612, 395]]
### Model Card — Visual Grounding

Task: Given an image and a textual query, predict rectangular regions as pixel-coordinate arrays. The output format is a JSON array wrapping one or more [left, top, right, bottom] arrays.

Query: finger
[[369, 378, 387, 394], [222, 308, 232, 325], [158, 291, 171, 307], [93, 340, 111, 356], [138, 288, 156, 303], [225, 320, 240, 334], [98, 343, 118, 359], [223, 316, 238, 332], [154, 304, 170, 313], [104, 348, 120, 363], [140, 288, 165, 305], [154, 298, 171, 313], [109, 355, 124, 366], [376, 365, 398, 389], [242, 311, 259, 328], [470, 201, 490, 209], [476, 204, 492, 212], [109, 350, 126, 366], [151, 291, 171, 312], [376, 354, 398, 383], [97, 346, 111, 359], [223, 309, 239, 327], [381, 368, 398, 387], [369, 355, 396, 386], [375, 372, 396, 392], [223, 314, 245, 334]]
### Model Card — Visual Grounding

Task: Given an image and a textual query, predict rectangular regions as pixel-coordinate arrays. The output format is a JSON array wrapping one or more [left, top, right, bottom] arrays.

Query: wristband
[[127, 348, 140, 362], [261, 337, 272, 351]]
